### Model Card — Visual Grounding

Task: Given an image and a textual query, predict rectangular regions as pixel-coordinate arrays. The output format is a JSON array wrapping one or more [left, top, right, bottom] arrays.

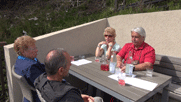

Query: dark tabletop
[[70, 55, 172, 102]]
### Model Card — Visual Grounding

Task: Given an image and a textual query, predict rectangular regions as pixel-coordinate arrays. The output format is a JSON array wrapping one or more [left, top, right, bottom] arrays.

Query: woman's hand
[[108, 42, 114, 47], [95, 41, 107, 57], [98, 41, 107, 47]]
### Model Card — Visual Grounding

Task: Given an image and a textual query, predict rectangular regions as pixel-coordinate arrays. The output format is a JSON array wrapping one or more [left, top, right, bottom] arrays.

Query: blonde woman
[[95, 27, 121, 59]]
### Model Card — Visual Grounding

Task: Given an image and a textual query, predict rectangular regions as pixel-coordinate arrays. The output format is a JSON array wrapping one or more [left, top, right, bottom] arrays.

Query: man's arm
[[134, 47, 155, 70], [116, 43, 128, 68], [134, 62, 153, 71], [61, 90, 84, 102], [116, 55, 123, 68], [120, 62, 153, 72]]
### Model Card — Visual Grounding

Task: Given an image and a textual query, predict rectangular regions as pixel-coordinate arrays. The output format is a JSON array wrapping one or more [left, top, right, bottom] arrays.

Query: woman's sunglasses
[[104, 35, 113, 37]]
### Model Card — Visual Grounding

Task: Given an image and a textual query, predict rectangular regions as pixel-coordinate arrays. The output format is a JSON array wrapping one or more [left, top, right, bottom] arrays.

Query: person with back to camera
[[34, 48, 104, 102], [14, 35, 45, 102], [116, 27, 155, 72], [95, 27, 121, 59]]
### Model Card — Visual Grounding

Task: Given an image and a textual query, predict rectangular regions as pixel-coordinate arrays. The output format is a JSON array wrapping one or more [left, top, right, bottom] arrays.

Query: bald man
[[34, 48, 103, 102]]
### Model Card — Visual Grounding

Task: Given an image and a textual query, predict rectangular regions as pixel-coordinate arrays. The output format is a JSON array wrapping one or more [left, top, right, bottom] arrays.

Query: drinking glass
[[146, 68, 153, 77], [95, 57, 100, 62], [100, 63, 109, 71], [70, 56, 74, 61], [115, 67, 121, 75], [118, 73, 126, 86], [79, 55, 85, 59]]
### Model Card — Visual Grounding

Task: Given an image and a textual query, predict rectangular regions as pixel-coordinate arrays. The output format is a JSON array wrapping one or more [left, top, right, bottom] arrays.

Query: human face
[[63, 52, 71, 77], [131, 31, 144, 47], [104, 34, 115, 43], [23, 44, 38, 60]]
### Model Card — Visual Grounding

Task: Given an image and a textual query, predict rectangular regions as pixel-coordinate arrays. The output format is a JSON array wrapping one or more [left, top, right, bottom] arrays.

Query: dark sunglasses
[[104, 35, 113, 37]]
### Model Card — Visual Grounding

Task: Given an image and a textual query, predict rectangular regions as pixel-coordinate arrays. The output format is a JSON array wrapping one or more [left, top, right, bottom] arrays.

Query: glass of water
[[115, 67, 121, 75], [146, 68, 153, 77]]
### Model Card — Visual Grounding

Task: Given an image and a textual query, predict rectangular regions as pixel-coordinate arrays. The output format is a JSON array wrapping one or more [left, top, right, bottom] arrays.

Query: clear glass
[[109, 62, 116, 73], [95, 57, 100, 62], [118, 73, 126, 86], [115, 67, 121, 75], [70, 56, 74, 61], [125, 64, 134, 76], [146, 68, 153, 77], [79, 55, 85, 59]]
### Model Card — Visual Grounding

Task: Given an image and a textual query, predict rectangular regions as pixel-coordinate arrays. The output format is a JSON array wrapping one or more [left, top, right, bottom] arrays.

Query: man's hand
[[81, 94, 94, 102], [120, 65, 126, 72]]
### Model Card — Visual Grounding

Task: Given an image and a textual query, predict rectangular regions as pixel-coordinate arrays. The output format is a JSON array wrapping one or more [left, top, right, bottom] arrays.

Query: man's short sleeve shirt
[[117, 42, 155, 65]]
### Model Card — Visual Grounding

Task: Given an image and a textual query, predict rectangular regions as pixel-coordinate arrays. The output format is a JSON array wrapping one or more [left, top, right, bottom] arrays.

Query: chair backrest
[[12, 65, 35, 102], [36, 89, 46, 102]]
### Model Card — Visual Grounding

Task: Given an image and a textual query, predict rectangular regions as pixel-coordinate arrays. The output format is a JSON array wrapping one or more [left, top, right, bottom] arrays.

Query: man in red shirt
[[116, 27, 155, 72]]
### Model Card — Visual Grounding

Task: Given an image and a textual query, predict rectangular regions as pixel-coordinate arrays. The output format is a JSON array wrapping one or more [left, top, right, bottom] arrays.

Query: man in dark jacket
[[34, 48, 103, 102]]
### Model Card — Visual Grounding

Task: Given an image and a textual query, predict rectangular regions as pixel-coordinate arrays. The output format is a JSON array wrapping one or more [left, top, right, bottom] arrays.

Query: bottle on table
[[125, 51, 134, 75], [109, 52, 117, 73]]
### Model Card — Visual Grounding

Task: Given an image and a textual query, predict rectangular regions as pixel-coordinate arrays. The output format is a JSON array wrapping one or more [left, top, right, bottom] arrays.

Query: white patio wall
[[108, 10, 181, 58], [4, 9, 181, 102]]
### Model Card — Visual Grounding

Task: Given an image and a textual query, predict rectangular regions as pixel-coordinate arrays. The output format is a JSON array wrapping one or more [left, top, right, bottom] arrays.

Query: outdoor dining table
[[69, 55, 172, 102]]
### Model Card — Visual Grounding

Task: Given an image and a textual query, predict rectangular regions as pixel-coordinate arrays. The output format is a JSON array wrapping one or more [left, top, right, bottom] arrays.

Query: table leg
[[87, 84, 94, 96], [161, 85, 169, 102], [96, 89, 104, 97]]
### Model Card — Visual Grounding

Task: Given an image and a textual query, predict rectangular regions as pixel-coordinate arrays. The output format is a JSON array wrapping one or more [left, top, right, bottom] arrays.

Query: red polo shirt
[[117, 42, 155, 65]]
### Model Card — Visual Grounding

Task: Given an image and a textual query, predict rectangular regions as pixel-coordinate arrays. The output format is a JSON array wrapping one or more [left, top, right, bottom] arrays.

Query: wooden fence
[[0, 41, 7, 101]]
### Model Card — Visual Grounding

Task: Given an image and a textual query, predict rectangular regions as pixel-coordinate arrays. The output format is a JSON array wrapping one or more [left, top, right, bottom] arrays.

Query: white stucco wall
[[108, 10, 181, 58]]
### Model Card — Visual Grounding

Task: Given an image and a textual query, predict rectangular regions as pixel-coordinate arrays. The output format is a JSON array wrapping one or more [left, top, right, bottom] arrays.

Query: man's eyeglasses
[[104, 35, 113, 37]]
